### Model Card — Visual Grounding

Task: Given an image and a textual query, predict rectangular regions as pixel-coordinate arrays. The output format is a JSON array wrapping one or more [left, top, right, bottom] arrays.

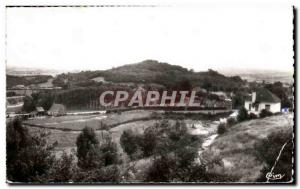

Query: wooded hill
[[6, 75, 53, 89], [52, 60, 245, 91]]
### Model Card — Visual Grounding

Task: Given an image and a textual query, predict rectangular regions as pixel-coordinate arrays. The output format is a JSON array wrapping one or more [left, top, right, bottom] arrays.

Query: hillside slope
[[202, 114, 293, 182], [51, 60, 244, 89]]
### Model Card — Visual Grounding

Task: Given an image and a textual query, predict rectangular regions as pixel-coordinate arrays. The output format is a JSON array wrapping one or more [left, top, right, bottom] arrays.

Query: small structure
[[244, 88, 281, 114], [48, 103, 66, 116], [36, 106, 45, 116], [224, 98, 233, 110]]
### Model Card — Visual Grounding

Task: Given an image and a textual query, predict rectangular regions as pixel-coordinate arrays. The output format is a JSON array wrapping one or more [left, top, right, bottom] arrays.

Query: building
[[36, 106, 45, 116], [224, 98, 233, 110], [48, 103, 66, 116], [244, 88, 281, 114]]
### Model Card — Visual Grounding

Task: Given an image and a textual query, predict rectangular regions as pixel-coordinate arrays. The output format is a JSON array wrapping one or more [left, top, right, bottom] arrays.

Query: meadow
[[24, 110, 153, 131], [25, 110, 218, 159], [202, 113, 293, 182]]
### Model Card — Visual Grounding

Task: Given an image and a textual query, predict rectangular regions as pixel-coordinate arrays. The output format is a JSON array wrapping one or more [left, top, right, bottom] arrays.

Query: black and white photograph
[[4, 2, 295, 184]]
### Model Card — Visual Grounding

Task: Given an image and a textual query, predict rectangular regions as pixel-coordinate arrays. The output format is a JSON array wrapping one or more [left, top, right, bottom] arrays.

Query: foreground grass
[[202, 113, 293, 182]]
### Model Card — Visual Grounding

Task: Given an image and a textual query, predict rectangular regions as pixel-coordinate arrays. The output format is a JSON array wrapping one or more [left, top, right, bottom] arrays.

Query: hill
[[202, 114, 293, 182], [51, 60, 245, 90], [6, 75, 53, 89]]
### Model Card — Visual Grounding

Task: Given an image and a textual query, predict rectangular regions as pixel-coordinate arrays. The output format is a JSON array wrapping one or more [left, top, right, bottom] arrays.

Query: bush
[[76, 127, 101, 169], [237, 107, 248, 122], [217, 123, 227, 135], [145, 155, 176, 182], [99, 135, 119, 166], [7, 118, 56, 182], [120, 129, 140, 159], [141, 127, 158, 157], [249, 113, 258, 119], [259, 109, 273, 118], [49, 151, 76, 182], [226, 117, 237, 127], [145, 147, 209, 182]]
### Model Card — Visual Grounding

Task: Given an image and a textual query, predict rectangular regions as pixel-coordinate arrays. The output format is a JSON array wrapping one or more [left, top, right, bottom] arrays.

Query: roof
[[246, 88, 281, 103], [36, 106, 45, 112], [255, 88, 281, 103], [48, 103, 66, 112]]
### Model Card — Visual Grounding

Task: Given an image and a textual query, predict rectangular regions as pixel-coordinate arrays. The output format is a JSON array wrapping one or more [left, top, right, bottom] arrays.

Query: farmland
[[24, 110, 154, 131], [25, 110, 220, 157]]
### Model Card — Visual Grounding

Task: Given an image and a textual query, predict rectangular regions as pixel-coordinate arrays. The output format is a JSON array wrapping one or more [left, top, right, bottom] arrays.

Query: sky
[[6, 5, 294, 72]]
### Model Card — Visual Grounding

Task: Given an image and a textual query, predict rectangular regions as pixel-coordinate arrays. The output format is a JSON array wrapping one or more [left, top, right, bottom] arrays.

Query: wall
[[244, 101, 281, 114]]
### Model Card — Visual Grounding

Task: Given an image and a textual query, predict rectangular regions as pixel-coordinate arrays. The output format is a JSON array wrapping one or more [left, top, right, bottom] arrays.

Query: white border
[[0, 0, 298, 188]]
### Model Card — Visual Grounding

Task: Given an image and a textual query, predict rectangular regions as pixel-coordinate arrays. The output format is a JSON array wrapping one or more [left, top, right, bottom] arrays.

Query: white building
[[244, 88, 281, 114]]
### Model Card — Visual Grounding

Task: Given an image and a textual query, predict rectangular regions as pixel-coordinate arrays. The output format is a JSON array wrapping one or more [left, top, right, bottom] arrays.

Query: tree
[[76, 127, 101, 169], [49, 151, 76, 182], [120, 130, 140, 159], [22, 96, 36, 112], [237, 107, 248, 122], [202, 78, 212, 93], [141, 126, 158, 157], [7, 118, 56, 182], [145, 155, 176, 182], [232, 92, 246, 109], [99, 135, 119, 166], [259, 109, 273, 118], [265, 82, 293, 108], [38, 93, 55, 111], [177, 79, 192, 91], [217, 123, 227, 135]]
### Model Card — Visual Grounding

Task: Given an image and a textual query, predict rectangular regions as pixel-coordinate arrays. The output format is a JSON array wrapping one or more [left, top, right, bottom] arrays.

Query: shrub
[[7, 118, 56, 182], [76, 127, 101, 169], [226, 117, 237, 127], [217, 123, 227, 135], [249, 113, 258, 119], [145, 155, 176, 182], [259, 109, 273, 118], [141, 127, 158, 157], [99, 135, 119, 166], [237, 107, 248, 122], [49, 151, 76, 182], [120, 129, 140, 159]]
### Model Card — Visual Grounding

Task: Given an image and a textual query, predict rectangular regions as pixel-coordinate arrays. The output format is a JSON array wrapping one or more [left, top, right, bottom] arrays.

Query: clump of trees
[[7, 118, 56, 182], [74, 127, 120, 182], [119, 120, 210, 182], [22, 92, 55, 113], [120, 120, 201, 161], [265, 82, 293, 109], [7, 119, 121, 183]]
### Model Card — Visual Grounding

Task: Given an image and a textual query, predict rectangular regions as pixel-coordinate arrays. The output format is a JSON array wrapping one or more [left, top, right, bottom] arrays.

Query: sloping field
[[202, 114, 293, 182], [27, 126, 110, 157], [24, 110, 153, 131]]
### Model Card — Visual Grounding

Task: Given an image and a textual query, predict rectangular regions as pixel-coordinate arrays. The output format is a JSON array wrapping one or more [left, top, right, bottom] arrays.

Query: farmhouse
[[244, 88, 281, 114], [36, 106, 45, 116], [48, 103, 66, 116]]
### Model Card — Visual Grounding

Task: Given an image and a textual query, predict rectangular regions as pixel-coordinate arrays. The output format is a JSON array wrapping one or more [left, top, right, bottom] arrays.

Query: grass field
[[202, 113, 293, 182], [24, 110, 153, 131], [26, 115, 217, 158]]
